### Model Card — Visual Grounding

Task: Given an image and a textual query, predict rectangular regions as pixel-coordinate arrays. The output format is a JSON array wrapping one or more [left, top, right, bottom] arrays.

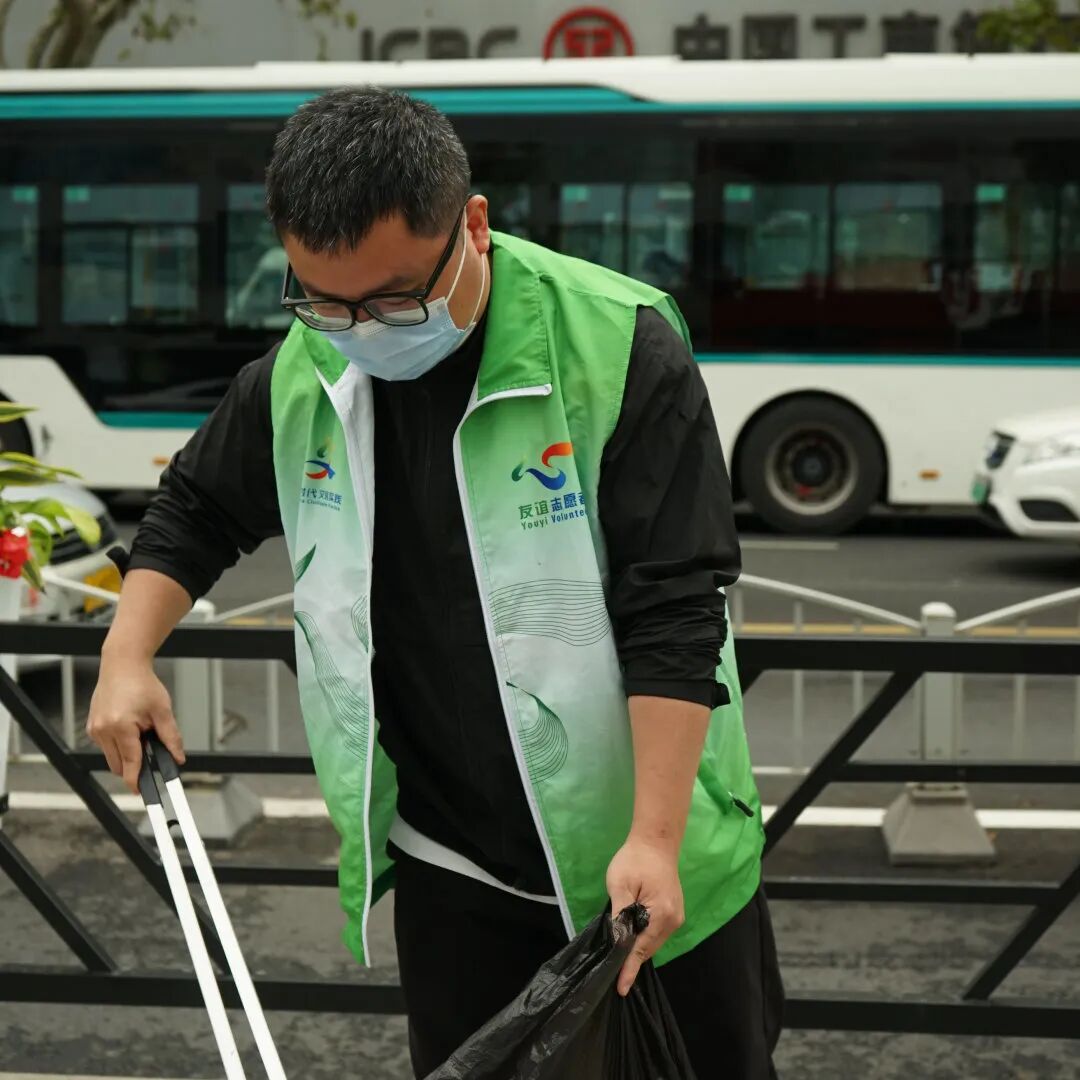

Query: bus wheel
[[740, 398, 883, 535]]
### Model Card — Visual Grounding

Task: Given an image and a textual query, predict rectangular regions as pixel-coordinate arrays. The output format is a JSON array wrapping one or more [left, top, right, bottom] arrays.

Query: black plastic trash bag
[[425, 904, 697, 1080]]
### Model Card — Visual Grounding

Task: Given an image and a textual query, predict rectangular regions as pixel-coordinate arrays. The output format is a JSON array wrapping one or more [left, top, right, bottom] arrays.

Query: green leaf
[[8, 498, 100, 549], [0, 403, 36, 425], [56, 503, 101, 548], [21, 558, 45, 592], [978, 0, 1080, 51], [26, 519, 53, 566], [7, 497, 70, 525], [0, 451, 80, 478], [0, 451, 45, 468], [6, 502, 64, 533], [0, 466, 63, 486]]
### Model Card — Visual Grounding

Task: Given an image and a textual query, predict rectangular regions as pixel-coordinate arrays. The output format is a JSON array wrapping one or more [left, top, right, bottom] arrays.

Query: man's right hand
[[87, 660, 187, 795]]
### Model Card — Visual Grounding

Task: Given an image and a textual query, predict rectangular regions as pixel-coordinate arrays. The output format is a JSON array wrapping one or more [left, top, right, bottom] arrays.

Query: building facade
[[3, 2, 1022, 68]]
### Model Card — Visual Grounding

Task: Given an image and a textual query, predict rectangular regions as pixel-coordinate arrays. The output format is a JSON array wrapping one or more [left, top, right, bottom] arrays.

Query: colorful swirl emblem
[[305, 439, 335, 480], [512, 442, 573, 491]]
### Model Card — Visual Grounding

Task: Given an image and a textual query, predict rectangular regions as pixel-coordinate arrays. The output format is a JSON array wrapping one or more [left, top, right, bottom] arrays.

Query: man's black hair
[[266, 86, 471, 253]]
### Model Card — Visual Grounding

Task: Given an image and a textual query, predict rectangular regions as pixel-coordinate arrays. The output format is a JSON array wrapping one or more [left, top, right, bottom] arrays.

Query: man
[[88, 88, 783, 1078]]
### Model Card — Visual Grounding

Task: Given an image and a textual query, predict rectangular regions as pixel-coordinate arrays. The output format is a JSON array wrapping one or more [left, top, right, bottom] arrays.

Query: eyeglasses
[[280, 208, 466, 331]]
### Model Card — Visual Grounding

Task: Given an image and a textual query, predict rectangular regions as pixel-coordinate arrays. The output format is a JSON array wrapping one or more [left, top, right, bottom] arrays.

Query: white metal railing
[[9, 571, 1079, 775], [955, 585, 1080, 762], [730, 574, 920, 768], [734, 574, 922, 633], [9, 570, 220, 761], [8, 569, 122, 758], [208, 594, 293, 751], [730, 577, 1080, 769]]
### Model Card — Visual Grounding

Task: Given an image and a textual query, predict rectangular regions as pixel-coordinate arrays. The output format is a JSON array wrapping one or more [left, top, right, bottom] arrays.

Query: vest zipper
[[452, 381, 576, 940]]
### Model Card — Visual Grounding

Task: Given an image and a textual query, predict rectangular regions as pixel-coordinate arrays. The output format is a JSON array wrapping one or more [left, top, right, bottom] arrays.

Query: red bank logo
[[542, 7, 635, 59]]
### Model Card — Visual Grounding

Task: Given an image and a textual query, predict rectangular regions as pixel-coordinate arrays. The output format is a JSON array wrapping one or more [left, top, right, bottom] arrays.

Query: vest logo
[[511, 441, 573, 491], [302, 437, 343, 511], [305, 438, 336, 481], [513, 442, 586, 531]]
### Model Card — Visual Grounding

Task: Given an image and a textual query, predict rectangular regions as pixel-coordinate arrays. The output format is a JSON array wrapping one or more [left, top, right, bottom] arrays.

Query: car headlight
[[1025, 431, 1080, 465]]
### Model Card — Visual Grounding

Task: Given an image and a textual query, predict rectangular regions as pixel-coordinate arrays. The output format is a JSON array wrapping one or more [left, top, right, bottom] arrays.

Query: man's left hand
[[606, 835, 685, 996]]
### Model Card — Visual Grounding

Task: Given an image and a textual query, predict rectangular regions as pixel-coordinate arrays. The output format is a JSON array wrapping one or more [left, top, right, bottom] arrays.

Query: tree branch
[[70, 0, 139, 66], [45, 0, 93, 67], [26, 3, 63, 68], [90, 0, 140, 33], [0, 0, 19, 69]]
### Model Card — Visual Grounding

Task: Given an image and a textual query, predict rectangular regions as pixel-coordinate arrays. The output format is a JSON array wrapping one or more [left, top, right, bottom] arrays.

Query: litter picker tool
[[138, 731, 287, 1079]]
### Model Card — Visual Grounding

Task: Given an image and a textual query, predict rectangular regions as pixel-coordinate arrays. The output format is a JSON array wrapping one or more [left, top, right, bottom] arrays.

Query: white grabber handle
[[139, 733, 287, 1079]]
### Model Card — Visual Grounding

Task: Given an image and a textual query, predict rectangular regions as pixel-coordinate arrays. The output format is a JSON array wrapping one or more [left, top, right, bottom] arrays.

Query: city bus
[[1, 54, 1078, 533]]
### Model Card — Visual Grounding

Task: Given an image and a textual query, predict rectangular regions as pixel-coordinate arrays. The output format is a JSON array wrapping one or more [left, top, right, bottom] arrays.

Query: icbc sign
[[542, 6, 635, 59]]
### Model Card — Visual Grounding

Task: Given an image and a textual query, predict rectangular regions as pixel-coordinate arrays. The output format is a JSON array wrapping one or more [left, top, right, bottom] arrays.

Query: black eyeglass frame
[[279, 205, 467, 330]]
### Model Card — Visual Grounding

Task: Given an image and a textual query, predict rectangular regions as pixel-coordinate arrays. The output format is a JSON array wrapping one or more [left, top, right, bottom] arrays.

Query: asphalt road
[[2, 512, 1078, 1078], [2, 799, 1078, 1079]]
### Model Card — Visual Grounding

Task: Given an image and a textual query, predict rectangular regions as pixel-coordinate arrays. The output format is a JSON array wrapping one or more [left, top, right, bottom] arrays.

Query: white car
[[973, 407, 1080, 541], [14, 482, 122, 620]]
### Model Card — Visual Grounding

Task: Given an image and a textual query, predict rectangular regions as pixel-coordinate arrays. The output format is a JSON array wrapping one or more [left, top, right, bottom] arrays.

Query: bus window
[[559, 183, 624, 272], [721, 184, 828, 290], [956, 181, 1055, 350], [226, 183, 291, 330], [834, 183, 942, 292], [483, 183, 532, 240], [974, 183, 1055, 295], [0, 186, 38, 326], [62, 184, 198, 325], [1058, 183, 1080, 291], [628, 182, 692, 290], [1047, 181, 1080, 351]]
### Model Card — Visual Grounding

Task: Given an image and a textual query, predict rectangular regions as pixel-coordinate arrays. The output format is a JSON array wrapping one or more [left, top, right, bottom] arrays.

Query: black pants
[[393, 853, 784, 1079]]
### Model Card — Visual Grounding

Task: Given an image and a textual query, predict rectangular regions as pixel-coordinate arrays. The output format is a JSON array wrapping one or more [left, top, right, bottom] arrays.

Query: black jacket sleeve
[[126, 347, 283, 601], [599, 307, 741, 708]]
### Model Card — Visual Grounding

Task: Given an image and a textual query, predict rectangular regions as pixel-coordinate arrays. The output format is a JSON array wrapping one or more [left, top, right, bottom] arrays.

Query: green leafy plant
[[0, 0, 358, 70], [0, 403, 101, 590], [281, 0, 359, 61], [980, 1, 1080, 52]]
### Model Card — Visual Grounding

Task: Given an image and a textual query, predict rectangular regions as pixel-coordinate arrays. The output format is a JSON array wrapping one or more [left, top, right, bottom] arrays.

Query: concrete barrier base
[[883, 783, 996, 865]]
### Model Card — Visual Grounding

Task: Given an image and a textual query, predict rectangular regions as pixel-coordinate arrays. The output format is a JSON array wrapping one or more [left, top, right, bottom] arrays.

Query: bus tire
[[739, 397, 883, 535]]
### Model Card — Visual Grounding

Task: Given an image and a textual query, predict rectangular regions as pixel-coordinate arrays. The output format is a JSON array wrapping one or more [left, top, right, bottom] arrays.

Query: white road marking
[[741, 539, 840, 552], [262, 796, 334, 818], [9, 791, 1080, 829]]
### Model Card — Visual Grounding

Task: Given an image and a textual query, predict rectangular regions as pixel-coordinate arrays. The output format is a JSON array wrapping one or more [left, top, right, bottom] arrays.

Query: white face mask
[[321, 214, 486, 381]]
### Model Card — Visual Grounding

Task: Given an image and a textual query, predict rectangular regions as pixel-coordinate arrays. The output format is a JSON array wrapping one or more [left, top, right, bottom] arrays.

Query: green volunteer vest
[[270, 231, 764, 967]]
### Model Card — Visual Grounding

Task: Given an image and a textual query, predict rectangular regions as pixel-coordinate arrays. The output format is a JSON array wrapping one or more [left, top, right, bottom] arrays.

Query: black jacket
[[129, 305, 741, 892]]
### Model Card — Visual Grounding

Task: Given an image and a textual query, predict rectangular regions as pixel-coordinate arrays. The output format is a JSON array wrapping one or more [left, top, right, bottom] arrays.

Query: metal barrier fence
[[12, 573, 1080, 774], [1, 621, 1078, 1039], [729, 576, 1080, 768]]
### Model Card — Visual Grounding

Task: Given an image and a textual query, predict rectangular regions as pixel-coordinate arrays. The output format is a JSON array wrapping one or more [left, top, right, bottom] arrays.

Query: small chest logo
[[512, 442, 573, 491], [513, 442, 587, 532], [305, 438, 336, 481], [302, 436, 343, 512]]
